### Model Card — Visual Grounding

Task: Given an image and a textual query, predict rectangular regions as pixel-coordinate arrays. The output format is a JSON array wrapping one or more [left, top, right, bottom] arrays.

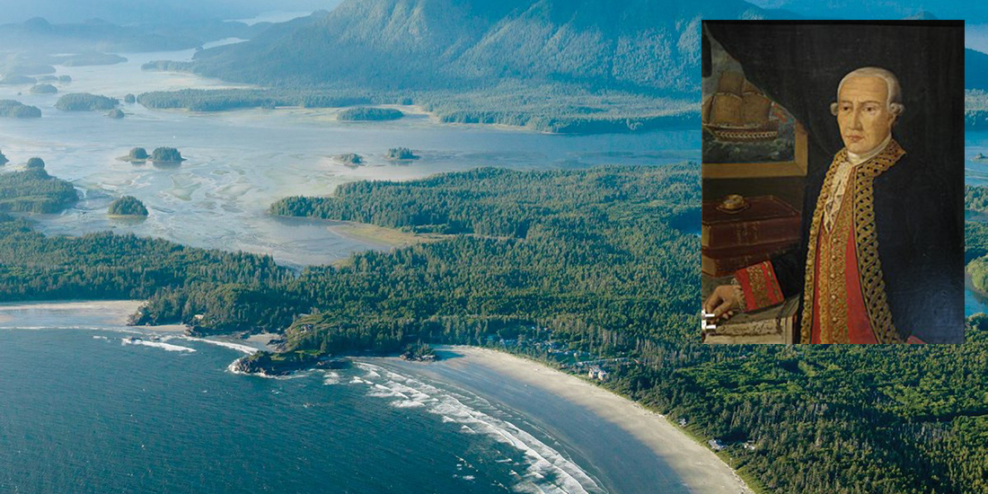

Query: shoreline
[[0, 299, 185, 332], [381, 345, 753, 494], [4, 301, 749, 492]]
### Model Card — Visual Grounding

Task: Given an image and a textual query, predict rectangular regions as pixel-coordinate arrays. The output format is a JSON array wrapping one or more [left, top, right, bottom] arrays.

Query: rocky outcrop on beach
[[232, 350, 351, 376]]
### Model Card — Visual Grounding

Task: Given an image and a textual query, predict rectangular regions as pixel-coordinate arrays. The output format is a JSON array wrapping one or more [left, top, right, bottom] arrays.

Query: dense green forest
[[264, 168, 987, 494], [2, 166, 988, 493], [135, 83, 697, 133], [55, 93, 119, 111], [337, 107, 403, 121], [137, 88, 372, 112], [965, 185, 988, 294], [0, 168, 77, 213], [966, 90, 988, 129], [0, 213, 293, 317]]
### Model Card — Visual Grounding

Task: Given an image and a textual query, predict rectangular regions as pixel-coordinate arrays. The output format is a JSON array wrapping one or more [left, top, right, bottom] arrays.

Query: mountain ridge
[[190, 0, 774, 94]]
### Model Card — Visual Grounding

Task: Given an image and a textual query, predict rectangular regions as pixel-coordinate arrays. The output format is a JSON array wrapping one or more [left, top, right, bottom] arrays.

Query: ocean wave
[[353, 362, 604, 494], [322, 371, 341, 385], [121, 337, 196, 353], [180, 336, 256, 354]]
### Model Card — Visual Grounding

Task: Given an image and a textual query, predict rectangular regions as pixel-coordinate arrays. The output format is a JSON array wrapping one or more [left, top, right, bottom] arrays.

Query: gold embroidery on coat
[[747, 265, 771, 309], [800, 140, 906, 344]]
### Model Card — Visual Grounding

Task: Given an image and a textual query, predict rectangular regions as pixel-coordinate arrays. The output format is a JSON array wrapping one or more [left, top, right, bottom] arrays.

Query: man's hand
[[704, 284, 741, 321]]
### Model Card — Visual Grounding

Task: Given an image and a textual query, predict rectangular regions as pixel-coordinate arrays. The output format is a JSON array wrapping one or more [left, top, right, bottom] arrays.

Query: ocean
[[0, 325, 608, 493]]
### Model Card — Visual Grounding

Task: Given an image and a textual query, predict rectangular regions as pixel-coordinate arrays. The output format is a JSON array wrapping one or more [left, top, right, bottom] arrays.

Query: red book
[[701, 195, 800, 249], [701, 239, 797, 277]]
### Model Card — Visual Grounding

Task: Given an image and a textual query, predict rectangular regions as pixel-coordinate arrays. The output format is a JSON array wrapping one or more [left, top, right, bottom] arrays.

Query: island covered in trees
[[336, 153, 363, 166], [30, 83, 58, 94], [137, 88, 370, 112], [385, 147, 418, 160], [0, 166, 78, 213], [118, 147, 149, 163], [150, 147, 184, 163], [0, 100, 42, 118], [107, 196, 148, 217], [337, 107, 403, 121], [55, 93, 119, 111]]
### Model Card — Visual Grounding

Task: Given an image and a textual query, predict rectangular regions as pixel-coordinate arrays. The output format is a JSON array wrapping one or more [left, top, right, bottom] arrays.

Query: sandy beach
[[383, 345, 752, 494], [0, 300, 186, 332]]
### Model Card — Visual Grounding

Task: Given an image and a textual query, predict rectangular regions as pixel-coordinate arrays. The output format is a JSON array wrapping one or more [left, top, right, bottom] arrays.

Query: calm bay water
[[0, 48, 697, 268]]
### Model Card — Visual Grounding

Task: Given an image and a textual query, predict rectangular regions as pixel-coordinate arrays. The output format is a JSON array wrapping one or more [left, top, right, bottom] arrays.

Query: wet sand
[[380, 346, 752, 494]]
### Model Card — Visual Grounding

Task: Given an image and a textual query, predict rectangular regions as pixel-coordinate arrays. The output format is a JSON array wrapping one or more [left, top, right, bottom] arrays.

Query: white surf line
[[177, 336, 257, 354], [354, 362, 605, 494], [121, 337, 196, 353]]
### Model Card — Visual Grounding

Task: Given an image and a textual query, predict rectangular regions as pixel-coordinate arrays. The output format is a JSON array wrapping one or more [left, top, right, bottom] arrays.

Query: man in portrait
[[703, 66, 961, 343]]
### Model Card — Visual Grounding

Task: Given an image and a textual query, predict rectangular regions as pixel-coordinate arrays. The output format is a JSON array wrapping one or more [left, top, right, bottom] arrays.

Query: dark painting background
[[704, 21, 965, 342]]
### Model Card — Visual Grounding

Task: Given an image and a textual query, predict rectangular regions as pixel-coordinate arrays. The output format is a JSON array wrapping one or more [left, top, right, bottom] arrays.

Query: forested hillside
[[191, 0, 769, 92], [3, 166, 988, 492], [152, 0, 773, 131]]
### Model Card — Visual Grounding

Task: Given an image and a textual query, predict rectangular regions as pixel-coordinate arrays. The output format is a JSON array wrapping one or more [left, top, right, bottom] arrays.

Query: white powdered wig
[[830, 67, 905, 116]]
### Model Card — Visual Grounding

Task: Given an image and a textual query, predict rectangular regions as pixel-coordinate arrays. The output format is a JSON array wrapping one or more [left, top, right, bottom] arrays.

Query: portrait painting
[[700, 21, 965, 344]]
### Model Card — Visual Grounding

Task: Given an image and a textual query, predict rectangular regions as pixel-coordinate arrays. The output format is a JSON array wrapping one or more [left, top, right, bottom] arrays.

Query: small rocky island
[[107, 196, 148, 217], [0, 75, 36, 86], [338, 107, 404, 121], [151, 147, 185, 164], [337, 153, 364, 166], [0, 99, 42, 118], [26, 157, 45, 170], [232, 351, 351, 377], [400, 343, 439, 362], [107, 108, 125, 119], [30, 83, 58, 94], [117, 147, 150, 164], [124, 94, 136, 104], [385, 147, 419, 160], [0, 149, 8, 166], [55, 93, 119, 111]]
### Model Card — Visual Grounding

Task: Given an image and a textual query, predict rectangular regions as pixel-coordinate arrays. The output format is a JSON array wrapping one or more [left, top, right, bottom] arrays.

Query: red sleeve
[[734, 261, 785, 312]]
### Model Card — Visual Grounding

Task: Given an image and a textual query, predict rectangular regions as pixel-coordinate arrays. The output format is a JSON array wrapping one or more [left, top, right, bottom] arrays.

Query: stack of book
[[701, 195, 800, 277]]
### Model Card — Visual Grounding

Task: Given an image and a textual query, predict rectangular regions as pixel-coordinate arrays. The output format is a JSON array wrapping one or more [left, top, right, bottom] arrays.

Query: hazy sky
[[0, 0, 344, 25]]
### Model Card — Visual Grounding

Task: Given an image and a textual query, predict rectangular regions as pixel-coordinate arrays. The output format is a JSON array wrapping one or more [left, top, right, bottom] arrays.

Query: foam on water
[[353, 363, 604, 494], [121, 337, 196, 353], [322, 371, 341, 385], [180, 336, 257, 354]]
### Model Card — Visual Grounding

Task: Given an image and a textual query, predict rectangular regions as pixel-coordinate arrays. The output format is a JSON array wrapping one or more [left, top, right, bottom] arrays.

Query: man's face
[[836, 76, 896, 154]]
